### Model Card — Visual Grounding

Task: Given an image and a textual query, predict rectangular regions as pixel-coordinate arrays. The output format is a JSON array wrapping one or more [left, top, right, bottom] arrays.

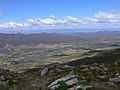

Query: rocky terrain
[[0, 48, 120, 90]]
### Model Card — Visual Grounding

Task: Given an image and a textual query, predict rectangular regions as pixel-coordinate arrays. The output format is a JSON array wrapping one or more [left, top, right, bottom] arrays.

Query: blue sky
[[0, 0, 120, 32]]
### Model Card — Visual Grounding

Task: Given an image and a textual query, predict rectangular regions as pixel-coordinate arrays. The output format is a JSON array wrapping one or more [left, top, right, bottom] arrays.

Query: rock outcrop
[[109, 77, 120, 83], [40, 63, 73, 76], [48, 71, 81, 90]]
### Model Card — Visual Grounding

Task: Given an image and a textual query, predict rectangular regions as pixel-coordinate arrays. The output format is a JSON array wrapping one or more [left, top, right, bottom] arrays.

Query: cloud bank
[[0, 10, 120, 30]]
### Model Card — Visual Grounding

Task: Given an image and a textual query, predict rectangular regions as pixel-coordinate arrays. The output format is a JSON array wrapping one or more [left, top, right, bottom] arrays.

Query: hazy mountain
[[0, 33, 86, 47], [0, 31, 120, 47]]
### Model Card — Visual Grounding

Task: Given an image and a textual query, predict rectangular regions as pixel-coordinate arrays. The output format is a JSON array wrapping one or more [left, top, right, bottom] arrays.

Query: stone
[[109, 77, 120, 83], [40, 63, 73, 76], [48, 71, 80, 90], [40, 63, 63, 76]]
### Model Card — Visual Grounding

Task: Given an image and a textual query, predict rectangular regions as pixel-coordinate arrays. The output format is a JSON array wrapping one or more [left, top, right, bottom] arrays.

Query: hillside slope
[[66, 48, 120, 66]]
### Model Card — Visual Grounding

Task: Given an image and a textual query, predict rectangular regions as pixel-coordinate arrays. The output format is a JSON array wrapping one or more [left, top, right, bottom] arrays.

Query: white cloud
[[0, 10, 120, 30], [0, 22, 30, 29], [94, 11, 120, 19], [26, 15, 82, 27], [82, 10, 120, 25], [93, 11, 120, 23]]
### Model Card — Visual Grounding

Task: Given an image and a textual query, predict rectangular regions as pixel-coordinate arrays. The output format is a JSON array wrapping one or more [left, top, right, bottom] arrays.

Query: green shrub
[[57, 81, 67, 90]]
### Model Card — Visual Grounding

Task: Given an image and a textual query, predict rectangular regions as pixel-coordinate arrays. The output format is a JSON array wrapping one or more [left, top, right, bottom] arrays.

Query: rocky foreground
[[0, 48, 120, 90], [0, 61, 119, 90]]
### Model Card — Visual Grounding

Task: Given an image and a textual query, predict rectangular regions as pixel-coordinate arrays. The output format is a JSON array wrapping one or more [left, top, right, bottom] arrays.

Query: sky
[[0, 0, 120, 33]]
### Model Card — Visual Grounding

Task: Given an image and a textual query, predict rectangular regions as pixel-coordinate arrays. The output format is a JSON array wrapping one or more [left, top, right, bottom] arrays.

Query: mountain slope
[[66, 48, 120, 66]]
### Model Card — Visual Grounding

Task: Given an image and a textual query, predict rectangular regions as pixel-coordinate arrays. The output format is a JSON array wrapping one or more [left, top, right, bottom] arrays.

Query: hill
[[66, 48, 120, 66], [1, 31, 120, 47], [0, 33, 86, 47]]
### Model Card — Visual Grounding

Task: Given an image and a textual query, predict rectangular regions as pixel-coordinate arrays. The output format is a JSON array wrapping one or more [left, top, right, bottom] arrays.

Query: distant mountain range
[[0, 31, 120, 47], [1, 28, 120, 34], [65, 31, 120, 41], [0, 33, 86, 47]]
